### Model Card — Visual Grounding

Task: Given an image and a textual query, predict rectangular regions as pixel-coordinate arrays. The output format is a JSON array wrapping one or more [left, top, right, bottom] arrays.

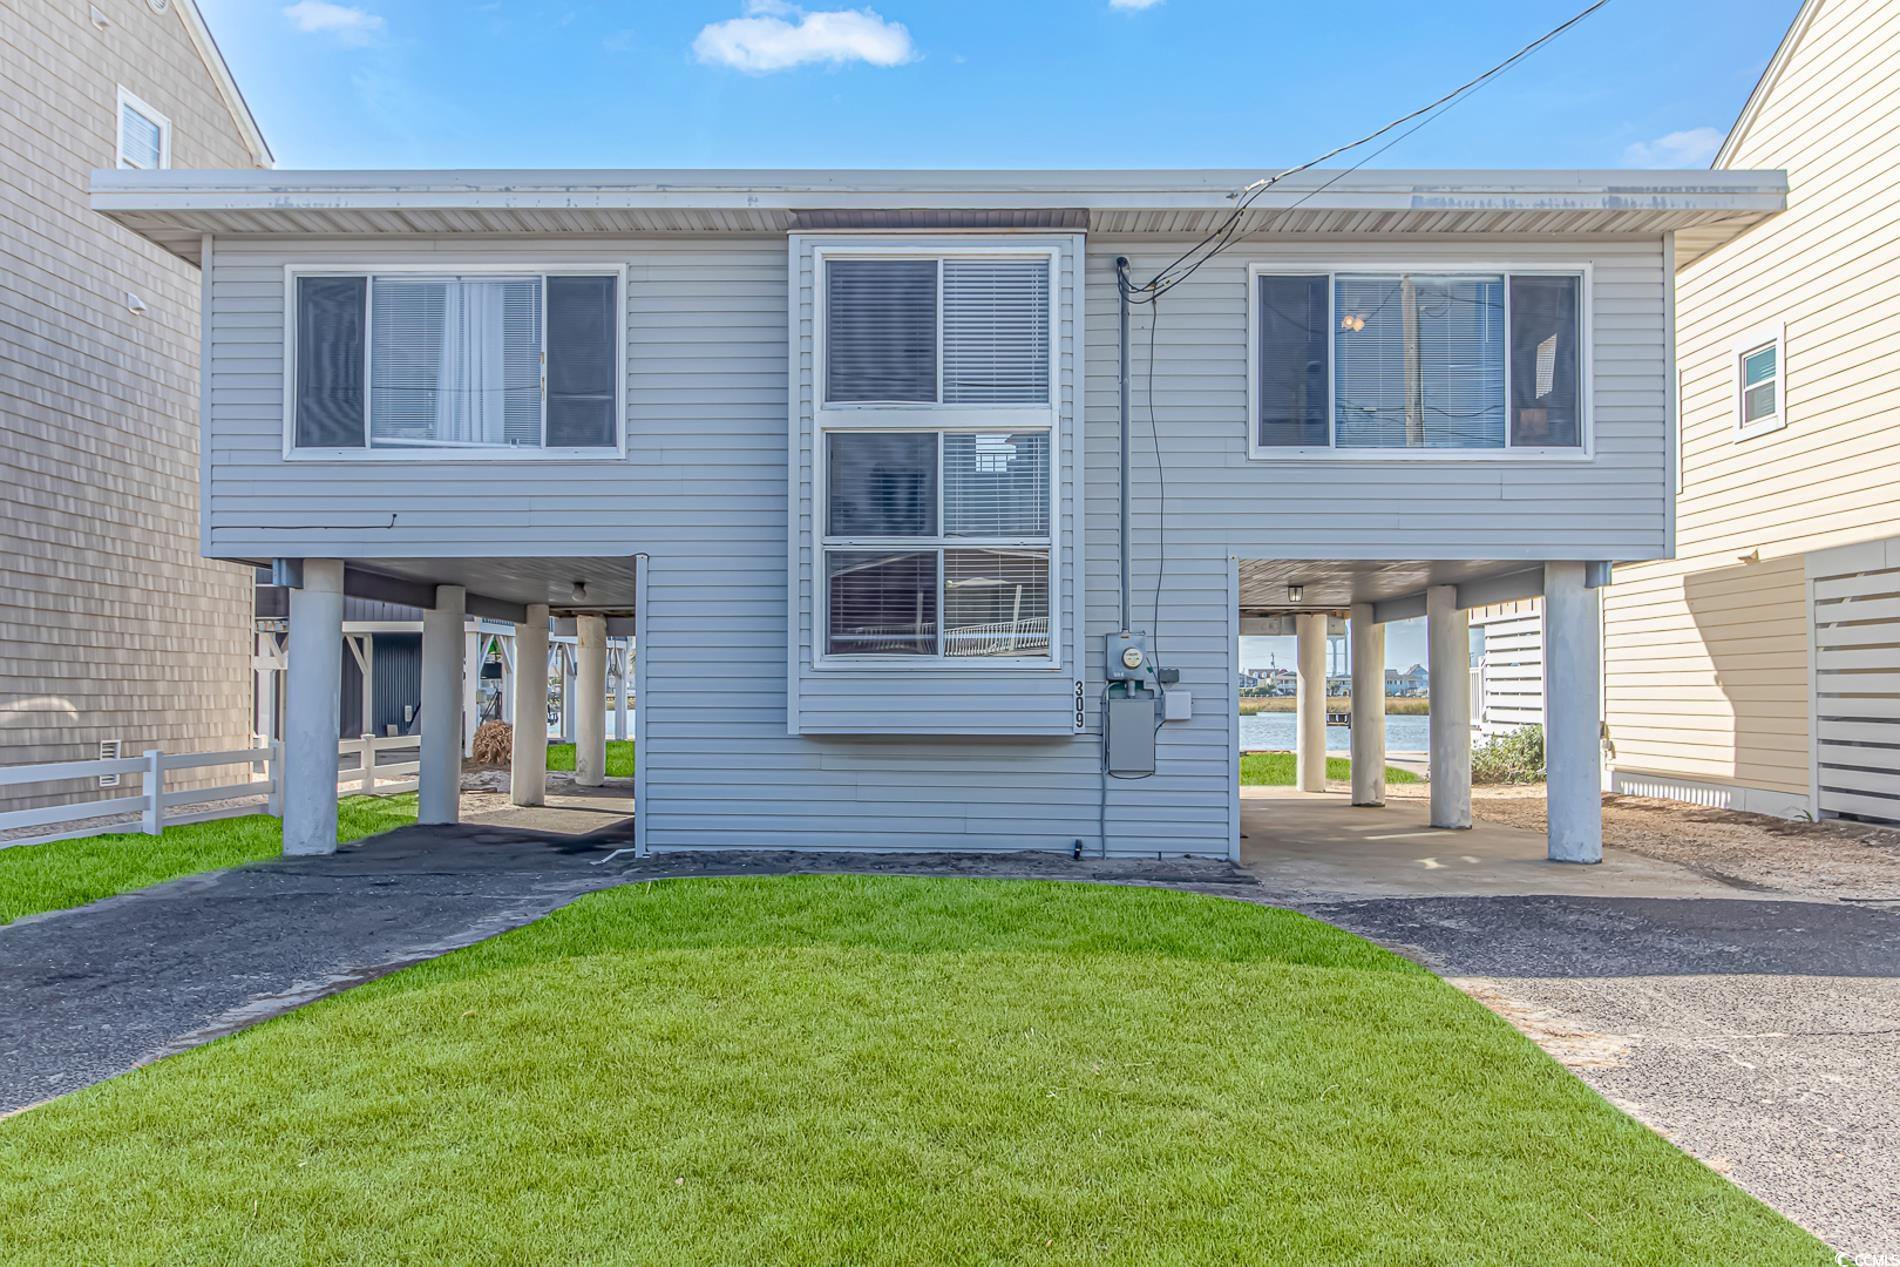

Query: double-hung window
[[1252, 267, 1587, 454], [290, 269, 622, 455], [817, 251, 1057, 663], [1732, 323, 1784, 438]]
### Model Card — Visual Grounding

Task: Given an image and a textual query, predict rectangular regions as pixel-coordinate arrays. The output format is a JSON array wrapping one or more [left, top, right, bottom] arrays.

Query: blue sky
[[199, 0, 1795, 671], [204, 0, 1797, 171]]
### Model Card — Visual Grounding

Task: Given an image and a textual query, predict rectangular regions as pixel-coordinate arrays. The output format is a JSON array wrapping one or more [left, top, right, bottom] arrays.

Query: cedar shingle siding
[[0, 0, 260, 808]]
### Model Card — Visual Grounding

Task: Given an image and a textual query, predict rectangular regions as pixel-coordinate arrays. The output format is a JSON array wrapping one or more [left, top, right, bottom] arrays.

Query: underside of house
[[90, 167, 1786, 859]]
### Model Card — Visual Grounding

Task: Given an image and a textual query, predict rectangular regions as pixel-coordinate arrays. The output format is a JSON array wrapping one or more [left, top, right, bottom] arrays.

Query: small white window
[[116, 87, 170, 170], [1732, 323, 1785, 438]]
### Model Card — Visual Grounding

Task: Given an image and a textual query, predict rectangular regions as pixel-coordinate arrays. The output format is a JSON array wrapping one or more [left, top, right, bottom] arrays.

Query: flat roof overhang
[[91, 167, 1786, 266]]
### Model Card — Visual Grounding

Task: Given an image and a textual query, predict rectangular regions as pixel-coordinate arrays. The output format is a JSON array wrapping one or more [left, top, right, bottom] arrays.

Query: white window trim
[[1731, 321, 1786, 440], [281, 262, 629, 462], [115, 86, 171, 170], [812, 243, 1062, 670], [1245, 260, 1595, 462]]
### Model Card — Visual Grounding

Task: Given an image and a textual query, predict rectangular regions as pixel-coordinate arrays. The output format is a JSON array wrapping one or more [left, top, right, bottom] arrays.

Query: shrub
[[471, 719, 513, 765], [1472, 724, 1545, 785]]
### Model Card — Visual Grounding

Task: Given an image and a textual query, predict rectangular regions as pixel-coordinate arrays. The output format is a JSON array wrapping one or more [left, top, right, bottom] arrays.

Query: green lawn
[[0, 795, 416, 926], [0, 876, 1824, 1265], [1241, 751, 1420, 786], [547, 739, 636, 778]]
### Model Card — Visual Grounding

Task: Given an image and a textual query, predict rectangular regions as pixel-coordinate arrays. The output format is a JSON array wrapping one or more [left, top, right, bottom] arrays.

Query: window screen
[[294, 276, 367, 448], [942, 260, 1050, 403], [826, 550, 938, 656], [118, 98, 165, 169], [1742, 344, 1778, 424], [546, 275, 618, 448], [826, 259, 937, 403], [827, 432, 938, 537], [1257, 274, 1330, 447], [1334, 274, 1506, 449], [1509, 275, 1580, 446], [944, 549, 1049, 657], [369, 276, 543, 448], [943, 432, 1048, 537]]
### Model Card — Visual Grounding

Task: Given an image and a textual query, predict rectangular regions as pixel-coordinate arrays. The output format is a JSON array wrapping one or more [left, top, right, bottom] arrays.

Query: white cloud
[[1109, 0, 1164, 8], [282, 1, 385, 46], [1622, 126, 1723, 167], [693, 2, 915, 73]]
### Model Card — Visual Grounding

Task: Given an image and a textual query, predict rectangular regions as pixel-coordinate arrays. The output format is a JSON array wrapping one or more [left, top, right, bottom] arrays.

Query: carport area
[[272, 554, 639, 855], [1239, 787, 1748, 902], [1237, 556, 1604, 864]]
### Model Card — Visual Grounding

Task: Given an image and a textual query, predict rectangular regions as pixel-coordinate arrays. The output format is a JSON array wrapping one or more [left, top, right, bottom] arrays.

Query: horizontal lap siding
[[1086, 239, 1669, 563], [1, 0, 256, 809], [1604, 0, 1900, 802]]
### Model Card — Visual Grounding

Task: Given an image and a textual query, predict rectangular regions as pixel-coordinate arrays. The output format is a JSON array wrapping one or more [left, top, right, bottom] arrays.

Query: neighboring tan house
[[91, 166, 1782, 862], [1, 0, 270, 808], [1601, 0, 1900, 825]]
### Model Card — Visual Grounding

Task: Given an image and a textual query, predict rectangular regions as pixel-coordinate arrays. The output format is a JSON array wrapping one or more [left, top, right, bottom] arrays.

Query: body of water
[[1238, 712, 1429, 753]]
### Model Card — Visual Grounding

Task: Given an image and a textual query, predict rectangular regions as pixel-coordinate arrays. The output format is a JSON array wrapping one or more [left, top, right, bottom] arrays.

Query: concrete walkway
[[1242, 787, 1900, 1261]]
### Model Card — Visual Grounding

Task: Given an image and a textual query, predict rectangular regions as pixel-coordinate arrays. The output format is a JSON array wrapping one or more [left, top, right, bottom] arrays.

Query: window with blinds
[[822, 431, 1052, 661], [823, 256, 1051, 406], [1254, 269, 1583, 452], [116, 88, 168, 170], [816, 248, 1058, 664], [290, 271, 621, 453]]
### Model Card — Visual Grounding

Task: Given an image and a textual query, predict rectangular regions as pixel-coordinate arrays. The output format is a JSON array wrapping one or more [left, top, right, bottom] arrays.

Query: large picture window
[[1253, 268, 1585, 453], [291, 270, 622, 454], [816, 247, 1059, 666]]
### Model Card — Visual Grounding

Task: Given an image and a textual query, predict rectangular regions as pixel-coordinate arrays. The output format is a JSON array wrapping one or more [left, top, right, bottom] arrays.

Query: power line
[[1118, 0, 1612, 305]]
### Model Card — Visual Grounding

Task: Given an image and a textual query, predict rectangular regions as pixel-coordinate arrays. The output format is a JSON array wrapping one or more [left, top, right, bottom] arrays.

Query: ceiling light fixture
[[571, 581, 589, 602], [1286, 584, 1304, 604]]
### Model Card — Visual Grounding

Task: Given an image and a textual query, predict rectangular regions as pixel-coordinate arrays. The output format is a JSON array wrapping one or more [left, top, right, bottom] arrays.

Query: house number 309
[[1074, 681, 1086, 731]]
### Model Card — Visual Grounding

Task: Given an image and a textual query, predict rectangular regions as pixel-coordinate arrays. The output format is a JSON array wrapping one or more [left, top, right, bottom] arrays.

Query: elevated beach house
[[89, 168, 1783, 860]]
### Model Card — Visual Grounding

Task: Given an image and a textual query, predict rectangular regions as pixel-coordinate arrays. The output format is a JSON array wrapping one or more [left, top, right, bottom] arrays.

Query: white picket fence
[[0, 743, 282, 851], [337, 734, 421, 797]]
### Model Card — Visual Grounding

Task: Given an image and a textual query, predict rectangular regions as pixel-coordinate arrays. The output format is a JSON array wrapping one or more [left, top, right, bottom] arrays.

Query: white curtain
[[435, 280, 507, 445], [371, 276, 541, 448]]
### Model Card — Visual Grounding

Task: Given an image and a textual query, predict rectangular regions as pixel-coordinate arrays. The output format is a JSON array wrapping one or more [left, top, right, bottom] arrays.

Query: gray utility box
[[1106, 690, 1158, 776]]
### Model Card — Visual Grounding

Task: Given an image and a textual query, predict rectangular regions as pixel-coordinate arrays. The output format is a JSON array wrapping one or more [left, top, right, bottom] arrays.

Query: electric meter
[[1121, 646, 1145, 671]]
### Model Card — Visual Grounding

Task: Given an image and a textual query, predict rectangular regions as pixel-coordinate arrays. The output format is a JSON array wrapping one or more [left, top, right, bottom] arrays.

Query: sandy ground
[[1379, 781, 1900, 902], [457, 763, 633, 822]]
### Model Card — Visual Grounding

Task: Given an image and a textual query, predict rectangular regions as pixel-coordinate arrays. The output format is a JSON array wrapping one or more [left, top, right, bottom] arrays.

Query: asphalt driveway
[[1241, 788, 1900, 1261]]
